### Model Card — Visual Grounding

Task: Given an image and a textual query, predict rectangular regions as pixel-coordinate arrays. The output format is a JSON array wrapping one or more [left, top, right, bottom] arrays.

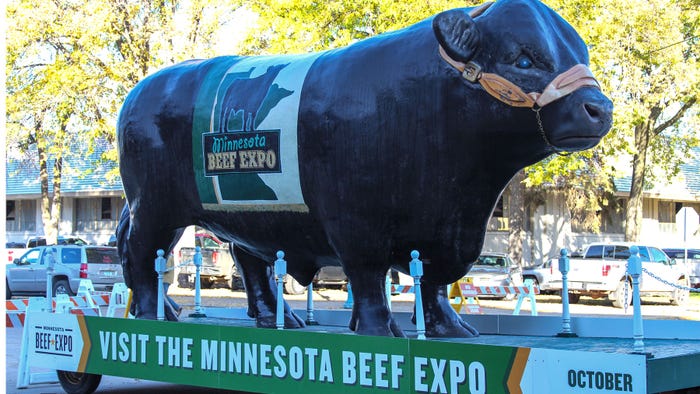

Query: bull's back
[[118, 57, 241, 208]]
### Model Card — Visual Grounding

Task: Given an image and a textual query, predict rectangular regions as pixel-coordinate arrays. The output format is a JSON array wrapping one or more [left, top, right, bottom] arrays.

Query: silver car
[[6, 245, 122, 298], [464, 253, 524, 300]]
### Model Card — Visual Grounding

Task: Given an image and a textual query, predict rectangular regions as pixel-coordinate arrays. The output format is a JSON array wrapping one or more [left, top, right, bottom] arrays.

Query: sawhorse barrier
[[14, 281, 134, 389], [7, 281, 132, 328], [449, 279, 539, 315]]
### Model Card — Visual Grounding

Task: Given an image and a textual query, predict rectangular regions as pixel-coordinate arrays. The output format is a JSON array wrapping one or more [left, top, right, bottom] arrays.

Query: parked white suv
[[6, 245, 123, 298]]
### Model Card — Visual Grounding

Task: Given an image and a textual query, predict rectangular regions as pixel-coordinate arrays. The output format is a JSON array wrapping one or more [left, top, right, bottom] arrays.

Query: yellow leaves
[[241, 0, 478, 55]]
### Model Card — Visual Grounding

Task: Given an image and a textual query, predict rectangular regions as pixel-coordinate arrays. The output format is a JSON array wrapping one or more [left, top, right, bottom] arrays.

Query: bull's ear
[[432, 9, 480, 63]]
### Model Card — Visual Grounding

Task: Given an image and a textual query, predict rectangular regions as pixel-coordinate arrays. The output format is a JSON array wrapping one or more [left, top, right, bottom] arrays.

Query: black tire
[[57, 370, 102, 394], [559, 290, 580, 304], [6, 280, 12, 299], [670, 279, 689, 306], [177, 273, 191, 289], [229, 274, 244, 291], [611, 280, 631, 308], [284, 275, 306, 295], [53, 279, 73, 297], [200, 278, 214, 289], [524, 276, 540, 288]]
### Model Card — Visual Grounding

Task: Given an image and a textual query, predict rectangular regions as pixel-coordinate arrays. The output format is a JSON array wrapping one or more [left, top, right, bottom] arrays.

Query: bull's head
[[433, 0, 613, 154]]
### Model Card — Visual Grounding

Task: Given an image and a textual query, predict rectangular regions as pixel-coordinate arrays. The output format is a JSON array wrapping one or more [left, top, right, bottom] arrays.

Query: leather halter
[[438, 47, 601, 109]]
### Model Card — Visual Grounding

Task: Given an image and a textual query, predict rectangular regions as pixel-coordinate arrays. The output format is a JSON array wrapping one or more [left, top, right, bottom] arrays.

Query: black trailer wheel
[[57, 370, 102, 394]]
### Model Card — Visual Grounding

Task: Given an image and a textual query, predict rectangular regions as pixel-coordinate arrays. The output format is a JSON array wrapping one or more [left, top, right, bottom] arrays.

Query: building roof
[[683, 147, 700, 194], [6, 140, 123, 197], [613, 146, 700, 200]]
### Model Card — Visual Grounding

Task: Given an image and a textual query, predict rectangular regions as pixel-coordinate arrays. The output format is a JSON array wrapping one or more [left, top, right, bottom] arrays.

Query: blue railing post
[[189, 246, 206, 317], [628, 246, 647, 355], [386, 273, 393, 311], [45, 249, 56, 312], [155, 250, 166, 321], [557, 248, 576, 337], [306, 282, 318, 325], [274, 251, 286, 330], [409, 250, 426, 340], [344, 282, 354, 309]]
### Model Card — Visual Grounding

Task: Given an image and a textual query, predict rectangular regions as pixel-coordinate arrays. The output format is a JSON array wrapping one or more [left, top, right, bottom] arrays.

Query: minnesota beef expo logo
[[203, 63, 292, 176]]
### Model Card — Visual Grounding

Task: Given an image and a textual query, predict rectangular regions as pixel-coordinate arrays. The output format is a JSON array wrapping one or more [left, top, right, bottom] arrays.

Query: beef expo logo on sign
[[34, 324, 74, 356], [203, 131, 281, 175]]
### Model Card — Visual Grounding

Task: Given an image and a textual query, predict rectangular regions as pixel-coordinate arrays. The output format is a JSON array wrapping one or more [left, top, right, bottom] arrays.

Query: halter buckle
[[462, 62, 482, 83]]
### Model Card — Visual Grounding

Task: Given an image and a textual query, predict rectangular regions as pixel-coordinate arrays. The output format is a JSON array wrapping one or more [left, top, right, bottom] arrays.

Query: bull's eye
[[515, 55, 533, 69]]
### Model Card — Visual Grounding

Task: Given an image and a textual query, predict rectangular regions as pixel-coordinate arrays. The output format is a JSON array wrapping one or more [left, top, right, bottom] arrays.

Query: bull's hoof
[[255, 310, 306, 329], [419, 292, 480, 338], [425, 318, 479, 338], [349, 313, 406, 337]]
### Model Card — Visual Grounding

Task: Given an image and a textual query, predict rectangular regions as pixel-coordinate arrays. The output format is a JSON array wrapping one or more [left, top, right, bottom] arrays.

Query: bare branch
[[652, 97, 698, 136]]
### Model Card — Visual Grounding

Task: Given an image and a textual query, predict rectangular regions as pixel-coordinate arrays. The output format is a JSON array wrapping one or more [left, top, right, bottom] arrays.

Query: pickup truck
[[522, 259, 557, 295], [177, 232, 241, 290], [6, 245, 123, 298], [663, 248, 700, 288], [547, 243, 689, 307], [4, 242, 27, 265]]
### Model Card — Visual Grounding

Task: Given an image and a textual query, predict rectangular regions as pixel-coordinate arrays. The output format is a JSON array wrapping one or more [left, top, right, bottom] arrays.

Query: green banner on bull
[[192, 53, 321, 211]]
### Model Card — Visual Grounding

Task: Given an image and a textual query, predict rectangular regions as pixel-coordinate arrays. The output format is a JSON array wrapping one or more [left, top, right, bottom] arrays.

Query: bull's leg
[[116, 205, 182, 321], [346, 269, 404, 337], [418, 281, 479, 338], [233, 246, 305, 329]]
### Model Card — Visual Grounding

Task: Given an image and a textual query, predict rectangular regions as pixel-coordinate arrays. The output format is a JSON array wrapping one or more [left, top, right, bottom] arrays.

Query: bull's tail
[[116, 204, 132, 285]]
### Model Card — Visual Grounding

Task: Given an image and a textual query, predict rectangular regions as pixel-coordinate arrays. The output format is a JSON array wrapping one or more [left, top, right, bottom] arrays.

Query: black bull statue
[[116, 0, 612, 337]]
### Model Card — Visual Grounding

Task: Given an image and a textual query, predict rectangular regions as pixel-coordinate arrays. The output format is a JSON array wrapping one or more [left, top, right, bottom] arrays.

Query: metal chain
[[623, 262, 629, 313], [640, 268, 700, 292], [532, 107, 572, 157]]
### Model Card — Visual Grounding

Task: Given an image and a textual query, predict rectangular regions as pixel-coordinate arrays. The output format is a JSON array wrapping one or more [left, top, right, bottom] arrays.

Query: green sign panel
[[81, 317, 517, 393], [24, 312, 647, 393]]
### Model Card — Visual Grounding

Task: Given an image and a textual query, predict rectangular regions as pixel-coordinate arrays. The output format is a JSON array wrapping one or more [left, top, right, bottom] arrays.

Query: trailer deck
[[20, 305, 700, 394]]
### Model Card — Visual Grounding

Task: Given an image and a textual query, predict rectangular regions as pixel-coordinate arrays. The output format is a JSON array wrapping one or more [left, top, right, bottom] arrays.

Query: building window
[[658, 201, 673, 223], [5, 200, 36, 232], [7, 201, 16, 221], [75, 197, 124, 232], [101, 198, 112, 220]]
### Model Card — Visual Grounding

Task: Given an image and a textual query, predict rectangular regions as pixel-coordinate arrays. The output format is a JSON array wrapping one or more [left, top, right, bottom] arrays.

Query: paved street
[[5, 285, 700, 393]]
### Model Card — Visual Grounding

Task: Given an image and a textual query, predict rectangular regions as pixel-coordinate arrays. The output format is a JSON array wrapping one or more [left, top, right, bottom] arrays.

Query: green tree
[[6, 0, 236, 241], [7, 1, 112, 243], [545, 0, 700, 241]]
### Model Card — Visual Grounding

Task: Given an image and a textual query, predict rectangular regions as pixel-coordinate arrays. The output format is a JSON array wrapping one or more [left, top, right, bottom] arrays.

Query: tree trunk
[[507, 170, 527, 265], [49, 156, 63, 243], [37, 140, 63, 245], [38, 144, 54, 242], [625, 123, 650, 242]]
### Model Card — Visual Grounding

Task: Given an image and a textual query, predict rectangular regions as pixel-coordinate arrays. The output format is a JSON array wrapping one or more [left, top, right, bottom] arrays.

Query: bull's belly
[[199, 208, 336, 263]]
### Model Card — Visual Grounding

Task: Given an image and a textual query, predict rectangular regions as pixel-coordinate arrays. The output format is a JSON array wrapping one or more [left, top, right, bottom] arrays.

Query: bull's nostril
[[584, 103, 601, 121]]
